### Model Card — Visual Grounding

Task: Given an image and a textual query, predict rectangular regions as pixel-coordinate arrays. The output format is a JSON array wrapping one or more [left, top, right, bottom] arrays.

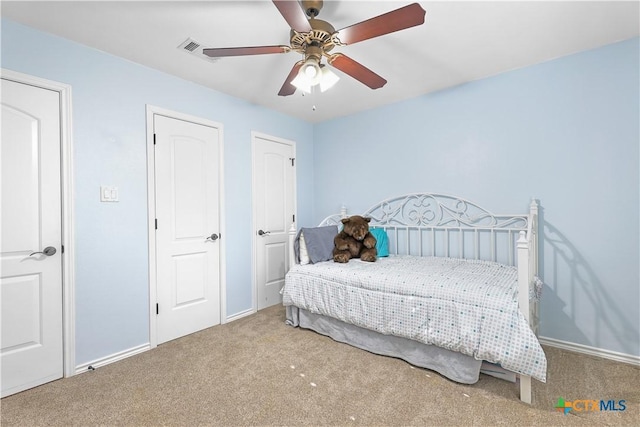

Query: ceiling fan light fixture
[[300, 59, 322, 84], [320, 66, 339, 92], [292, 61, 340, 94], [291, 72, 313, 94], [303, 63, 318, 78]]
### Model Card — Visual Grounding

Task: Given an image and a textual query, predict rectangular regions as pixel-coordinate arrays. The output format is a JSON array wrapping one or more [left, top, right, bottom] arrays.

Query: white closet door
[[154, 114, 221, 344], [1, 78, 63, 397], [253, 133, 295, 310]]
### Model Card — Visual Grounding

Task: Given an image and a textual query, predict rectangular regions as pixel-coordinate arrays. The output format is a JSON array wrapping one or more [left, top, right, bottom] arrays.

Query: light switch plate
[[100, 185, 119, 202]]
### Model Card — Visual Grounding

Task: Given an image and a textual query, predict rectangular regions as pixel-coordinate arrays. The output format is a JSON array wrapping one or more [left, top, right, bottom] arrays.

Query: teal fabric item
[[370, 228, 389, 257]]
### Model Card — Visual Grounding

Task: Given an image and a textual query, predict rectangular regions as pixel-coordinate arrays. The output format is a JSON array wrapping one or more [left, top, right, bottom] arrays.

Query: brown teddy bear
[[333, 215, 377, 263]]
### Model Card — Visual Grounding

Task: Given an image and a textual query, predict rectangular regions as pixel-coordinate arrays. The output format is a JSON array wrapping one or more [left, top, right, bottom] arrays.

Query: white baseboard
[[226, 308, 256, 323], [73, 308, 257, 375], [74, 343, 151, 375], [539, 336, 640, 366]]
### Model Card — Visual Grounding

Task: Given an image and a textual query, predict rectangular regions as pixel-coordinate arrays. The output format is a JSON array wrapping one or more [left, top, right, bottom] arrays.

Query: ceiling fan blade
[[272, 0, 312, 33], [336, 3, 426, 46], [203, 45, 289, 58], [328, 53, 387, 90], [278, 61, 303, 96]]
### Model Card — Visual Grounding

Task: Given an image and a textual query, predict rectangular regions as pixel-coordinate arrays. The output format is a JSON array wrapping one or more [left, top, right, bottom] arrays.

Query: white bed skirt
[[286, 306, 482, 384]]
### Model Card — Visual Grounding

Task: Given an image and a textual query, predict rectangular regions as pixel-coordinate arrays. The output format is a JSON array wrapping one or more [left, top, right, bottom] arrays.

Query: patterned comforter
[[282, 255, 547, 382]]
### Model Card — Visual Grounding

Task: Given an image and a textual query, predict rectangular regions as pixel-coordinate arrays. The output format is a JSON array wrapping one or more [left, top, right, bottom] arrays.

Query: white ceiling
[[2, 1, 639, 123]]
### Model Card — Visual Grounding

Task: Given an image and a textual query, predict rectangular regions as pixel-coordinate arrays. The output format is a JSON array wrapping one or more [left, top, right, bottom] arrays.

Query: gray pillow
[[298, 225, 338, 263]]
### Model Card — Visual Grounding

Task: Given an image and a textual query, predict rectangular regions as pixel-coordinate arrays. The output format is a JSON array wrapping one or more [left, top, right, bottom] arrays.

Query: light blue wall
[[313, 38, 640, 358], [1, 19, 315, 365]]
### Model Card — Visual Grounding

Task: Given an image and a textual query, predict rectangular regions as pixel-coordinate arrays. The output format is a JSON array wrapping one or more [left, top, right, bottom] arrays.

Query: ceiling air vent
[[177, 38, 220, 63]]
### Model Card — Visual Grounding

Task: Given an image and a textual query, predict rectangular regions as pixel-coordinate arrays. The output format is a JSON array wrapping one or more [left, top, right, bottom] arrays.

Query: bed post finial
[[529, 198, 539, 215], [517, 230, 527, 245], [340, 205, 348, 218]]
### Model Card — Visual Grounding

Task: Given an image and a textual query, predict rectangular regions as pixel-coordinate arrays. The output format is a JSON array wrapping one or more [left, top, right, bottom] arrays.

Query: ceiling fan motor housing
[[290, 18, 337, 56]]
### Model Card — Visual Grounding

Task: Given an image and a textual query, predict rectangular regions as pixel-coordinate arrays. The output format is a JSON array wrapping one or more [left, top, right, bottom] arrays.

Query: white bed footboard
[[287, 193, 540, 404]]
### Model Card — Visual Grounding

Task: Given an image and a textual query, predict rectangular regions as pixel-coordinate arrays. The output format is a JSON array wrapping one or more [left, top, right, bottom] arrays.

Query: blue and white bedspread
[[282, 255, 547, 382]]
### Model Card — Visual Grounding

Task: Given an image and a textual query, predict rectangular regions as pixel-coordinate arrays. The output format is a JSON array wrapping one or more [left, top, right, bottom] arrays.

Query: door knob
[[257, 230, 271, 236], [29, 246, 57, 257], [205, 233, 219, 242]]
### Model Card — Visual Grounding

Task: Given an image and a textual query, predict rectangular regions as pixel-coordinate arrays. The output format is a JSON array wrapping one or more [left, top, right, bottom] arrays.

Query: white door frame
[[251, 131, 297, 312], [1, 68, 76, 377], [145, 105, 226, 348]]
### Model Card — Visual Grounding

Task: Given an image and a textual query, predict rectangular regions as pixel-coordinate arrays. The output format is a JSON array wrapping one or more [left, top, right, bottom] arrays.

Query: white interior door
[[154, 114, 221, 344], [1, 78, 63, 397], [253, 133, 295, 310]]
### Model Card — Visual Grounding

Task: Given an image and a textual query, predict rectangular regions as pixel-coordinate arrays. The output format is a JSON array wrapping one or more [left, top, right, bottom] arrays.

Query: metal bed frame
[[287, 193, 540, 404]]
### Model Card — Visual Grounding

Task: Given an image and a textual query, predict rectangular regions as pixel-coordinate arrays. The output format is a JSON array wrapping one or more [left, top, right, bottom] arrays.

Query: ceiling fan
[[203, 0, 426, 96]]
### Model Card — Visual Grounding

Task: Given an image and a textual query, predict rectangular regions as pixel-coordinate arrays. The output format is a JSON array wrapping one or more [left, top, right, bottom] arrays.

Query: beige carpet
[[1, 305, 638, 426]]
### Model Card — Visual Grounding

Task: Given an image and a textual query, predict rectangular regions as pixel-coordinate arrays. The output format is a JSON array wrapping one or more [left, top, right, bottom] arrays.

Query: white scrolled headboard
[[313, 193, 535, 266]]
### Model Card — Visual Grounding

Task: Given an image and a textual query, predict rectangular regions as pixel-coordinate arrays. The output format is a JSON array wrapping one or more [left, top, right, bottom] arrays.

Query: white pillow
[[299, 232, 310, 265]]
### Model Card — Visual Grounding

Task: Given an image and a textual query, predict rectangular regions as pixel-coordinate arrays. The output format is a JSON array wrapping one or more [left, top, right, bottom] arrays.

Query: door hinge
[[289, 157, 295, 167], [156, 303, 159, 315], [155, 219, 158, 230], [61, 244, 65, 254], [293, 214, 295, 222], [153, 134, 156, 145]]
